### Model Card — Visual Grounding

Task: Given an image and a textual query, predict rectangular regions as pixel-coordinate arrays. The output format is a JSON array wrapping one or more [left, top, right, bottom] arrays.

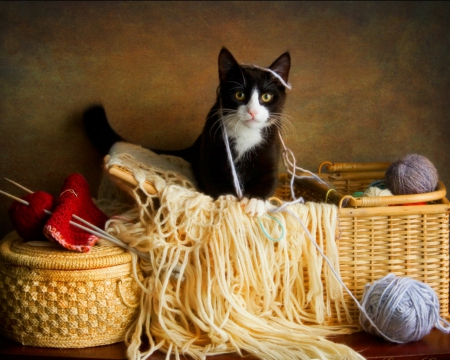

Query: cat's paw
[[219, 194, 238, 202], [240, 197, 274, 217]]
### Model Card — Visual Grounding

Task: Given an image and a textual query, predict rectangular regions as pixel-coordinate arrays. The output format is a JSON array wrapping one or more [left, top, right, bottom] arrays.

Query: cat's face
[[217, 48, 291, 133]]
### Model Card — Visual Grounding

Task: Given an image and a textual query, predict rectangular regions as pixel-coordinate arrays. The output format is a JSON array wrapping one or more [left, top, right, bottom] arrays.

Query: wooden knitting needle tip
[[4, 177, 34, 194]]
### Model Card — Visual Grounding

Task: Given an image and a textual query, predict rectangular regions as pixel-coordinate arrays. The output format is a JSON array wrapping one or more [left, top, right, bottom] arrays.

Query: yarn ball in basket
[[385, 154, 438, 195], [362, 187, 393, 197], [8, 191, 55, 241], [359, 274, 444, 343]]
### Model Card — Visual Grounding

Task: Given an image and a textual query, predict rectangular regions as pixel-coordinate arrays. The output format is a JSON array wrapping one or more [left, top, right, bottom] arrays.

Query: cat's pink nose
[[248, 109, 258, 118]]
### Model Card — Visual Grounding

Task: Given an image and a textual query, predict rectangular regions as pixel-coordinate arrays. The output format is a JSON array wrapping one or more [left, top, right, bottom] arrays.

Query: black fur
[[83, 48, 290, 200], [83, 105, 123, 155]]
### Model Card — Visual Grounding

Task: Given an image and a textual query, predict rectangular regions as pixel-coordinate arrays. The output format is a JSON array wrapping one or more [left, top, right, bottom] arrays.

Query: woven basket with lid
[[0, 231, 142, 348]]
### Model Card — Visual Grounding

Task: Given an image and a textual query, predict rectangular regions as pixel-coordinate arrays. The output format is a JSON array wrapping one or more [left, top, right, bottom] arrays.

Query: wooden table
[[1, 329, 450, 360]]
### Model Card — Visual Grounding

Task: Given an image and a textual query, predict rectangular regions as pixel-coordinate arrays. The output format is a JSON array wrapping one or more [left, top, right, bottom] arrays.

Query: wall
[[1, 1, 449, 238]]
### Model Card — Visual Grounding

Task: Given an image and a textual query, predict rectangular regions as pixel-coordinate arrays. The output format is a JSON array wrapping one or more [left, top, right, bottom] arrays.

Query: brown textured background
[[1, 1, 449, 238]]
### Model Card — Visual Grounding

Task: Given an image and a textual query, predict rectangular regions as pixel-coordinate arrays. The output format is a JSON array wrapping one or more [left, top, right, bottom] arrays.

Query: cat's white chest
[[231, 127, 263, 158]]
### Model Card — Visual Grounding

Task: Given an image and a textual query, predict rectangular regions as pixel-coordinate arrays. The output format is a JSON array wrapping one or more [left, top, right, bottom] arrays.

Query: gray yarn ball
[[385, 154, 438, 195], [359, 274, 441, 343]]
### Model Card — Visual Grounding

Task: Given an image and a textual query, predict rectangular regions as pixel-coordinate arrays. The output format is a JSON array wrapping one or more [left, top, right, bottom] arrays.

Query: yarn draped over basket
[[360, 273, 450, 343], [98, 142, 365, 360], [385, 154, 438, 195], [98, 143, 450, 358]]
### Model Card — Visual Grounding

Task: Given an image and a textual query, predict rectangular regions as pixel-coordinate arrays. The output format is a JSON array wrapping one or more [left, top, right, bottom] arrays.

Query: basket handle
[[319, 161, 391, 174], [117, 278, 139, 308], [108, 164, 158, 195], [339, 181, 447, 208]]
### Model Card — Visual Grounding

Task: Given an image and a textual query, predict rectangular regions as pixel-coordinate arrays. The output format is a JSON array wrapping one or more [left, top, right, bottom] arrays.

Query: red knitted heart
[[43, 173, 108, 252], [8, 191, 55, 241]]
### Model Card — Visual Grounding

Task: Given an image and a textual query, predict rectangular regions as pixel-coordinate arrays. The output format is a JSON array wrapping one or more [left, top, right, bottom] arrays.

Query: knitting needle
[[3, 178, 125, 248], [5, 177, 110, 233], [1, 183, 184, 280], [0, 190, 30, 206], [0, 186, 150, 261], [4, 178, 33, 194]]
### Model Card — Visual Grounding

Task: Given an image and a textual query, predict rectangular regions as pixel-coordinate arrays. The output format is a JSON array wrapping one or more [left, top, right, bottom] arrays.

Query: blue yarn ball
[[359, 274, 441, 343]]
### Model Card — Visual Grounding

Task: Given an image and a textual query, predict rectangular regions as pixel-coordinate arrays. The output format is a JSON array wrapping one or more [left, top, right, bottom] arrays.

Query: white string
[[221, 123, 243, 199], [243, 64, 292, 90], [278, 132, 329, 188], [271, 206, 402, 342]]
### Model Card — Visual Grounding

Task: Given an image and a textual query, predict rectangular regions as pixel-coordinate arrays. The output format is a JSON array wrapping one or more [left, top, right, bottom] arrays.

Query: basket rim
[[339, 180, 447, 208], [280, 165, 448, 209], [0, 231, 132, 270]]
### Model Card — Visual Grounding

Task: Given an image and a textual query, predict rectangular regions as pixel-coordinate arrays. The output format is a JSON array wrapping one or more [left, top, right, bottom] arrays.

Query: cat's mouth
[[243, 118, 264, 129]]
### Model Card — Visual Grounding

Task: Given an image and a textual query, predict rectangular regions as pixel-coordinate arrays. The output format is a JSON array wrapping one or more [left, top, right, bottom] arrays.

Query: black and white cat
[[83, 48, 291, 216]]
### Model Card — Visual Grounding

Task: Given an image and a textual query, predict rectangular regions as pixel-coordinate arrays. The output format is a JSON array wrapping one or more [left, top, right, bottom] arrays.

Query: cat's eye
[[235, 92, 245, 101], [261, 93, 273, 102]]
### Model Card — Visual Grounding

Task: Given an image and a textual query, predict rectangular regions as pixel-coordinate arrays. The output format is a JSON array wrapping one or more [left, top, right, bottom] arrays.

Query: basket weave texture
[[0, 231, 142, 348], [276, 161, 450, 324]]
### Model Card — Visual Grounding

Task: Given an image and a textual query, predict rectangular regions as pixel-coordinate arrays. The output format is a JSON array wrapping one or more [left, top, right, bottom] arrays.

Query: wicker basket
[[105, 155, 450, 326], [0, 231, 142, 348], [276, 161, 450, 324]]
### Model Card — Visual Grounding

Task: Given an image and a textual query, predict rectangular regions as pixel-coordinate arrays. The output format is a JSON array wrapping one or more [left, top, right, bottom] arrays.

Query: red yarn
[[43, 173, 108, 252], [8, 191, 55, 241]]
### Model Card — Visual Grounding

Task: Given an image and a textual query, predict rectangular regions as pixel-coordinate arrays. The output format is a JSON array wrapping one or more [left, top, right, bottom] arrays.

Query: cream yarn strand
[[99, 143, 363, 360]]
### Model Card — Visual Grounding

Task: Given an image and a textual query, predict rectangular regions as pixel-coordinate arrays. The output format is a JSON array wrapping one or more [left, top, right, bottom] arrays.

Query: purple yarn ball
[[385, 154, 438, 195]]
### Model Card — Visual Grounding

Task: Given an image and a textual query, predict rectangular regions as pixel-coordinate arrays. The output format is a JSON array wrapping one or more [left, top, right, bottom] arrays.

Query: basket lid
[[0, 231, 133, 270]]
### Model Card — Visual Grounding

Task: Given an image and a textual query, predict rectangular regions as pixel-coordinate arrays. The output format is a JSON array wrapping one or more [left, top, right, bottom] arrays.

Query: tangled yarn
[[385, 154, 438, 195], [99, 142, 366, 360], [102, 143, 450, 354], [359, 274, 450, 343]]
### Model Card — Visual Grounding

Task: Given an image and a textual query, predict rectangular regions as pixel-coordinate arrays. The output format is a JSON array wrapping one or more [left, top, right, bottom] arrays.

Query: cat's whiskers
[[262, 76, 277, 91], [232, 119, 244, 139], [229, 86, 245, 92], [267, 113, 296, 137], [209, 108, 240, 141], [265, 115, 282, 131], [225, 80, 245, 90], [210, 116, 227, 140], [236, 68, 247, 88], [223, 114, 242, 139]]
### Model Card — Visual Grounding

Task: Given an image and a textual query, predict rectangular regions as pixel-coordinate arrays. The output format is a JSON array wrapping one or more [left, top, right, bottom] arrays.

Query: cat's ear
[[269, 52, 291, 83], [218, 48, 240, 82]]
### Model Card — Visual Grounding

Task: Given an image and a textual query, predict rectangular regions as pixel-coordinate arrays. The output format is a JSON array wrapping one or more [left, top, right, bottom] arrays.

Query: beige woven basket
[[276, 161, 450, 324], [0, 231, 142, 348]]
